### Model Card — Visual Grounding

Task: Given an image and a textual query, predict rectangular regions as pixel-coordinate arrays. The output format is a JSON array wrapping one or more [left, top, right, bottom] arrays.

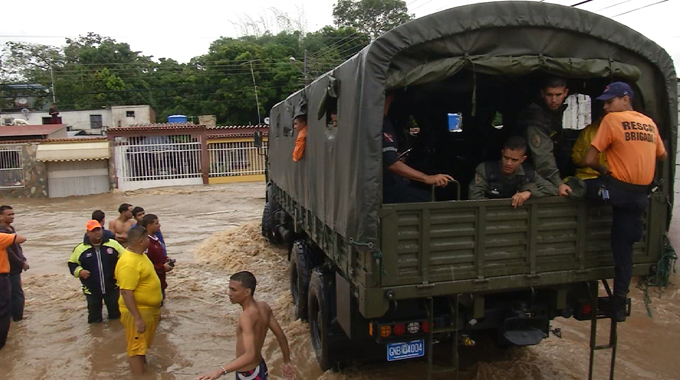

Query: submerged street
[[0, 182, 678, 380]]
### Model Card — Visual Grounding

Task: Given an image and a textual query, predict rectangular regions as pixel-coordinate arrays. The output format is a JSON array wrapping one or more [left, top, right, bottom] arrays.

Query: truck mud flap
[[501, 317, 548, 346]]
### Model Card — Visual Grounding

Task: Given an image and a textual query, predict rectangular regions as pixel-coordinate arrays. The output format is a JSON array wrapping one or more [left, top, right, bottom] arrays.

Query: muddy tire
[[290, 240, 312, 320], [261, 201, 282, 244], [308, 268, 340, 371]]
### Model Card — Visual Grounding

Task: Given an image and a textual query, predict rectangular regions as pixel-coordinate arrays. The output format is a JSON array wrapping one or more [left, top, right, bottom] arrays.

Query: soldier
[[517, 77, 572, 197], [383, 92, 454, 203], [469, 136, 557, 208], [585, 82, 667, 322]]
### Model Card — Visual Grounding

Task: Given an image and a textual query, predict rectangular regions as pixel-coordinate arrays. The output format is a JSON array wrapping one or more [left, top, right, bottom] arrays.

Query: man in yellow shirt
[[571, 118, 607, 198], [115, 226, 162, 375]]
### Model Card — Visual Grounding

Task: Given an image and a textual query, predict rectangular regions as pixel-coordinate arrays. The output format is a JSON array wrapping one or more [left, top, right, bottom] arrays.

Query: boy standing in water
[[196, 271, 295, 380]]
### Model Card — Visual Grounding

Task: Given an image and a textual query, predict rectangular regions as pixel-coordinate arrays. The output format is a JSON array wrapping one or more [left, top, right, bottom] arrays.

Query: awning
[[36, 141, 110, 162]]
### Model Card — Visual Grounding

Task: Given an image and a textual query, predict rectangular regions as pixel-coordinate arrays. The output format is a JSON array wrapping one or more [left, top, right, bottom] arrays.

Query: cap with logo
[[596, 82, 634, 101], [86, 220, 102, 231]]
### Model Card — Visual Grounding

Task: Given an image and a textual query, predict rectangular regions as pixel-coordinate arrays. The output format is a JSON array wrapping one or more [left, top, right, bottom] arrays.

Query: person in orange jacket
[[292, 114, 308, 161]]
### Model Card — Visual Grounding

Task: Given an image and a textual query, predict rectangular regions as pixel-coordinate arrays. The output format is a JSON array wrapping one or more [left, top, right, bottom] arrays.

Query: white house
[[0, 105, 155, 134]]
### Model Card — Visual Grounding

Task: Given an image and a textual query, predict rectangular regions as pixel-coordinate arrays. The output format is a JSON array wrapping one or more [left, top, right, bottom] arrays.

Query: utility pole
[[50, 65, 56, 103], [303, 49, 308, 86], [249, 60, 262, 125]]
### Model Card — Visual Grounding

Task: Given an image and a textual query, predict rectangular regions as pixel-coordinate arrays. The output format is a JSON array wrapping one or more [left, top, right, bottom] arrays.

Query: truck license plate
[[387, 339, 425, 361]]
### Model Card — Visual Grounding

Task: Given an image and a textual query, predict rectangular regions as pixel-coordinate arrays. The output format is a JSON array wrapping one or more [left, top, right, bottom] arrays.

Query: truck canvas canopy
[[267, 1, 677, 247]]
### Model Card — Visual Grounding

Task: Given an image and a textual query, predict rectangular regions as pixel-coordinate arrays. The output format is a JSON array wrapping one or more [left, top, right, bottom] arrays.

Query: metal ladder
[[587, 279, 623, 380], [424, 295, 460, 380]]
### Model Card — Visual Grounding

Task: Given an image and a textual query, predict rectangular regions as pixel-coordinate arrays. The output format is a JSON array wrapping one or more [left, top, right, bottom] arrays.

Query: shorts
[[120, 308, 160, 357], [236, 359, 268, 380]]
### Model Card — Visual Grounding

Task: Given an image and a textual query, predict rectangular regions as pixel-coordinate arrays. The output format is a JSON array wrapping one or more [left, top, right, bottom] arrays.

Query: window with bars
[[0, 147, 24, 188]]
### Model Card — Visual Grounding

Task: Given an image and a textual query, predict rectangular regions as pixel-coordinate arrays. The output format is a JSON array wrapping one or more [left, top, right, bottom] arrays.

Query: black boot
[[610, 296, 627, 322]]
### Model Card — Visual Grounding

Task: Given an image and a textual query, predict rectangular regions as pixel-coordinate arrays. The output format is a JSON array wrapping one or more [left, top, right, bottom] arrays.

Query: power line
[[0, 34, 356, 40], [611, 0, 668, 17], [412, 0, 439, 12], [596, 0, 634, 11]]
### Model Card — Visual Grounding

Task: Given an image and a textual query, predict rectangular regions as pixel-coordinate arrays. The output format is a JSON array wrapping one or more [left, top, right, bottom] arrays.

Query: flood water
[[0, 182, 678, 380]]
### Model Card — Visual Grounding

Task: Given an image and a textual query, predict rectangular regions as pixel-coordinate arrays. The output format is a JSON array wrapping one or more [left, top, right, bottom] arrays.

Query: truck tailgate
[[379, 197, 662, 288]]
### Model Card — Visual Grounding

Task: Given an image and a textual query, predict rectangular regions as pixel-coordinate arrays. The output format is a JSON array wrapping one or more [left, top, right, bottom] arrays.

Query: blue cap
[[596, 82, 634, 101]]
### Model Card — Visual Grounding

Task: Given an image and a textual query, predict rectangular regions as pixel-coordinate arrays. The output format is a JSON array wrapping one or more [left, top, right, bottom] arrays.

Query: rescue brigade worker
[[517, 77, 572, 197], [88, 210, 115, 241], [469, 136, 557, 207], [68, 220, 125, 323], [585, 82, 667, 322], [571, 117, 607, 198], [383, 92, 454, 203], [292, 114, 307, 161], [0, 231, 26, 350]]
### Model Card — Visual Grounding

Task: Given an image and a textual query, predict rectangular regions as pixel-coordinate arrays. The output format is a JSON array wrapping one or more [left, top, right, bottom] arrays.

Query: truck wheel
[[290, 240, 312, 320], [308, 268, 340, 371], [261, 202, 273, 240], [261, 201, 282, 244]]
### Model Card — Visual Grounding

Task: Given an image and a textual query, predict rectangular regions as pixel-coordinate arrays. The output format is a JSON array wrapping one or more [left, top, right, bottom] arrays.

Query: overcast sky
[[1, 0, 676, 69]]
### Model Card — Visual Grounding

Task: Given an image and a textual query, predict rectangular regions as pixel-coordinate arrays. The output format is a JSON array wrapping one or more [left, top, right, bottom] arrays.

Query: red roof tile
[[108, 123, 207, 132], [0, 124, 67, 137], [208, 125, 268, 130], [0, 136, 108, 145], [208, 131, 269, 139]]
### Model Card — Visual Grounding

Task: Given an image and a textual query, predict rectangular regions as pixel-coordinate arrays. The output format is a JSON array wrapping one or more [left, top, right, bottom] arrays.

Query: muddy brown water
[[0, 182, 678, 380]]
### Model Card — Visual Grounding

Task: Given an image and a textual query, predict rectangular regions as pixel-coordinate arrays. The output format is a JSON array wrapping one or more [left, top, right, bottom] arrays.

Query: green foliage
[[0, 25, 372, 125], [332, 0, 414, 38]]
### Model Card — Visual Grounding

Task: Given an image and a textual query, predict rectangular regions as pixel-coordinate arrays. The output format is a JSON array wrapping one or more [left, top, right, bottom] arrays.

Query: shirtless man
[[109, 203, 135, 245], [196, 271, 295, 380]]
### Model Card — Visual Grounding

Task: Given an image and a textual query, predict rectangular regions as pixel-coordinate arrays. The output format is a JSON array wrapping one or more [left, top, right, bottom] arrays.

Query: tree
[[0, 41, 63, 83], [332, 0, 414, 38]]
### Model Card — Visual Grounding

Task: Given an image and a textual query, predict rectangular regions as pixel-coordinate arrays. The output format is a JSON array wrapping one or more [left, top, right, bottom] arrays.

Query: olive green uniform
[[519, 102, 569, 188], [469, 161, 558, 200]]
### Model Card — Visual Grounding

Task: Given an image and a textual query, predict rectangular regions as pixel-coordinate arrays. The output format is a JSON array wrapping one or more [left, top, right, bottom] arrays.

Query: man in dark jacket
[[89, 210, 115, 241], [69, 220, 125, 323], [0, 205, 28, 322], [517, 77, 572, 197]]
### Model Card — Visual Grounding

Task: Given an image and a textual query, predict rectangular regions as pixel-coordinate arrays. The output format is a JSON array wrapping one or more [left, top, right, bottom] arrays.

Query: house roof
[[209, 131, 269, 139], [0, 124, 66, 138], [0, 136, 107, 145], [108, 123, 207, 133], [107, 123, 270, 137], [208, 125, 268, 130]]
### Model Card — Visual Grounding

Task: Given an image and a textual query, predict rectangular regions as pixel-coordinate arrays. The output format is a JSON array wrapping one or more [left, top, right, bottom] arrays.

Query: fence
[[0, 146, 24, 188], [113, 135, 203, 191], [208, 141, 267, 177]]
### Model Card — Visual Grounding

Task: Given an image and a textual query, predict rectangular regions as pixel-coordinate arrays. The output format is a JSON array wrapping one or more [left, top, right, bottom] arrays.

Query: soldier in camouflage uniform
[[469, 136, 557, 208], [517, 77, 572, 197]]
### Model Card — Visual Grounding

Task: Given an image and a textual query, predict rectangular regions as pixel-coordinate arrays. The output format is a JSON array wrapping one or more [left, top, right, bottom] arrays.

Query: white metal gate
[[208, 141, 267, 177], [114, 135, 203, 191], [47, 160, 110, 198]]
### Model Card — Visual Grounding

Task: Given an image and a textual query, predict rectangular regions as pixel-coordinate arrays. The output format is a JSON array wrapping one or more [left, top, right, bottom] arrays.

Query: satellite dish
[[21, 108, 30, 119], [264, 117, 270, 125]]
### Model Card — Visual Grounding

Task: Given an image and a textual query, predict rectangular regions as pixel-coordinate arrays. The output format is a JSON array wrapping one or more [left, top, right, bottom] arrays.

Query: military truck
[[260, 2, 677, 378]]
